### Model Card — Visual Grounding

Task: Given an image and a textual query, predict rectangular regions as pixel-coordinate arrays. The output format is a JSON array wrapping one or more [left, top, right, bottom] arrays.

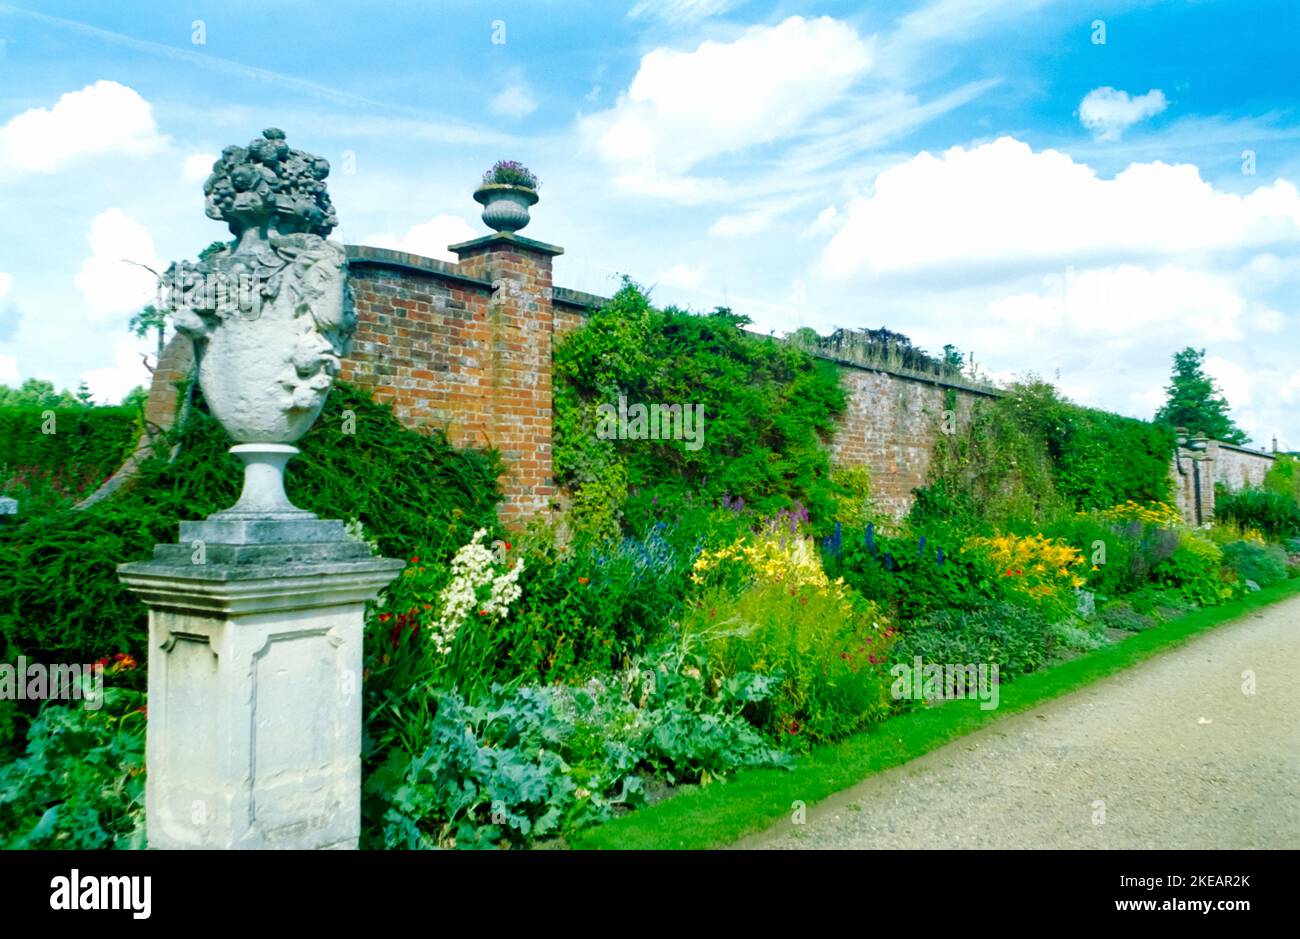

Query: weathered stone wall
[[1213, 442, 1275, 492], [828, 366, 993, 519]]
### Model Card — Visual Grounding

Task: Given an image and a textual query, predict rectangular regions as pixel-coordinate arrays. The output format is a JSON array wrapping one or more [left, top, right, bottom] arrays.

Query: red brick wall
[[830, 367, 991, 519], [342, 242, 591, 526]]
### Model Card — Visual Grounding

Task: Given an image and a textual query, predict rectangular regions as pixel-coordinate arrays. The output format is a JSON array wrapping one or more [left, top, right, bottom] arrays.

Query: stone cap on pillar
[[448, 232, 564, 260]]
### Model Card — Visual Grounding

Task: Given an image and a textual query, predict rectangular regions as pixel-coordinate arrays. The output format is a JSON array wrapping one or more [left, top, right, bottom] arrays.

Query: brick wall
[[340, 240, 599, 526], [134, 236, 1269, 530], [829, 365, 994, 519]]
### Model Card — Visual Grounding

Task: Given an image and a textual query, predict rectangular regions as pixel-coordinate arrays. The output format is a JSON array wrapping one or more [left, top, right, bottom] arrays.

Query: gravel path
[[737, 596, 1300, 849]]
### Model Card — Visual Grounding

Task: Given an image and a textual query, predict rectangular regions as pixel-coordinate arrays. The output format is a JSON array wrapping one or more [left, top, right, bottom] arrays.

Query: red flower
[[410, 556, 420, 563], [578, 576, 589, 585], [379, 613, 391, 623], [478, 610, 488, 616], [505, 542, 512, 551], [94, 657, 110, 668]]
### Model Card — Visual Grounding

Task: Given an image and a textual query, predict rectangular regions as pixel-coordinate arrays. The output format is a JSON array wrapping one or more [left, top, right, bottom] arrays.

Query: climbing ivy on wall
[[915, 380, 1175, 527], [554, 280, 848, 535]]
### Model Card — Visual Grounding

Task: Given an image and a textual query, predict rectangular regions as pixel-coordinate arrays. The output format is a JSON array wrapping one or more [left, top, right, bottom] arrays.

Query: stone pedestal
[[119, 536, 402, 849]]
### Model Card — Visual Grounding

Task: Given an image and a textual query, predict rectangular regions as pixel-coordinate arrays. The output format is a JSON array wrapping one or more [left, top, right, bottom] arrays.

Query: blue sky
[[1, 0, 1298, 447]]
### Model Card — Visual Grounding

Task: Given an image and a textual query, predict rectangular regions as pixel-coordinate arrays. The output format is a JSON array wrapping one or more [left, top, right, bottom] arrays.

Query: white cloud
[[986, 264, 1246, 345], [580, 16, 872, 193], [490, 71, 539, 120], [627, 0, 740, 25], [819, 136, 1300, 277], [709, 208, 775, 237], [182, 152, 218, 184], [0, 80, 167, 177], [651, 262, 709, 288], [0, 354, 17, 385], [1079, 87, 1168, 142], [362, 214, 478, 262], [0, 272, 12, 302], [1204, 355, 1252, 408], [80, 336, 153, 405], [73, 209, 162, 320]]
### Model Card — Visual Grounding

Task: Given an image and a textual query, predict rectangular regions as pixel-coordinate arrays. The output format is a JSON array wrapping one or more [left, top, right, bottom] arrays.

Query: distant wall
[[1213, 442, 1275, 492]]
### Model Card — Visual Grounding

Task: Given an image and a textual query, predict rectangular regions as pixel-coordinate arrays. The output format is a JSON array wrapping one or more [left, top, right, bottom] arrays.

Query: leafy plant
[[1219, 540, 1289, 588], [1214, 487, 1300, 539], [890, 602, 1050, 680], [0, 687, 146, 849], [481, 160, 539, 188]]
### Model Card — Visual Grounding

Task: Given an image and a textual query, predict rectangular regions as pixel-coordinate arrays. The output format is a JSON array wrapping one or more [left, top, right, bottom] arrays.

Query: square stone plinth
[[118, 556, 403, 849]]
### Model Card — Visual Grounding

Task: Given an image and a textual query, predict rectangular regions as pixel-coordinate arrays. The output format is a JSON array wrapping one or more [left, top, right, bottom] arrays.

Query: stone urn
[[161, 128, 355, 520], [473, 182, 539, 233]]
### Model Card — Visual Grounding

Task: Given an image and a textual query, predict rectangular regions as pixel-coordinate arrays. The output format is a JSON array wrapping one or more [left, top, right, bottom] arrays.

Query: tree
[[1154, 347, 1249, 445], [0, 378, 81, 408]]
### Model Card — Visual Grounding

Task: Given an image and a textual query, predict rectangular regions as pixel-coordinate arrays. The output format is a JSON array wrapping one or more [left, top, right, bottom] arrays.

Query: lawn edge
[[568, 577, 1300, 850]]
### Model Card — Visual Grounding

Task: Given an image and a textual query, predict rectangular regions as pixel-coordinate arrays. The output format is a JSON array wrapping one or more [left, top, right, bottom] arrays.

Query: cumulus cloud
[[80, 336, 153, 405], [0, 354, 16, 386], [73, 209, 162, 320], [0, 272, 12, 303], [818, 136, 1300, 277], [490, 70, 539, 120], [182, 152, 218, 183], [0, 80, 167, 176], [1079, 87, 1167, 141], [362, 214, 478, 262], [580, 16, 872, 194]]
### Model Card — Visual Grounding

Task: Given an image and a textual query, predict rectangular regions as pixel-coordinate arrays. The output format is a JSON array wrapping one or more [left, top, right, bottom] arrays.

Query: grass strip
[[570, 577, 1300, 850]]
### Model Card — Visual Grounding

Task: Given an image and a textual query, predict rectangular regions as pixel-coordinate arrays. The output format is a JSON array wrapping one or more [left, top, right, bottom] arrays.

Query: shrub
[[0, 383, 502, 666], [918, 381, 1174, 527], [1214, 487, 1300, 539], [0, 684, 145, 849], [686, 579, 895, 747], [1220, 540, 1289, 588], [554, 280, 848, 532], [890, 602, 1049, 680], [1153, 531, 1232, 606], [0, 405, 140, 513], [826, 522, 1008, 621]]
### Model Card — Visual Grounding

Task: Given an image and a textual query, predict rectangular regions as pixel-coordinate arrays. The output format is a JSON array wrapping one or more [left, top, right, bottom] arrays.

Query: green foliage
[[827, 525, 1007, 622], [1154, 346, 1249, 445], [0, 378, 85, 409], [1096, 599, 1158, 632], [0, 686, 145, 849], [1213, 487, 1300, 539], [554, 280, 848, 532], [1264, 454, 1300, 503], [918, 380, 1174, 526], [0, 405, 139, 512], [685, 580, 896, 747], [890, 602, 1050, 679], [1044, 513, 1180, 598], [1152, 532, 1231, 606], [1220, 540, 1289, 588], [0, 383, 502, 665], [362, 641, 788, 849]]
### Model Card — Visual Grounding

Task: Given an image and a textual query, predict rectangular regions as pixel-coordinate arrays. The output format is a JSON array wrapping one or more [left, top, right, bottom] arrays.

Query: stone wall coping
[[448, 232, 565, 257], [553, 286, 607, 310], [344, 244, 494, 289], [804, 346, 1006, 398], [1215, 441, 1277, 460]]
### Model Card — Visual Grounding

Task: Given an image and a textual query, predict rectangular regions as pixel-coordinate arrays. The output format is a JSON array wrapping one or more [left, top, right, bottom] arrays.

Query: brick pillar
[[450, 232, 563, 526]]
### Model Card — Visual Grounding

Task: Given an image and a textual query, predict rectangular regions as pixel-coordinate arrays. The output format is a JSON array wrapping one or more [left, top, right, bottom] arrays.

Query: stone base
[[118, 539, 403, 850]]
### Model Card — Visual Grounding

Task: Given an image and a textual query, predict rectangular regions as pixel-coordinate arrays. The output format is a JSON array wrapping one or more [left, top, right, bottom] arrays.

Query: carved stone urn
[[161, 128, 354, 521], [473, 182, 538, 233]]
